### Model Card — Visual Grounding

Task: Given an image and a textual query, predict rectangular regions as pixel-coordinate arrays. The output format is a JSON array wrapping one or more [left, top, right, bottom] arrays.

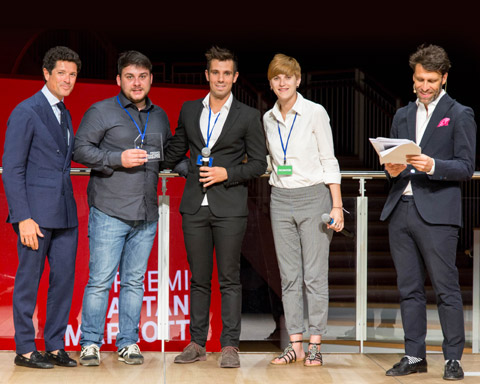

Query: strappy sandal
[[304, 342, 323, 367], [270, 340, 304, 365]]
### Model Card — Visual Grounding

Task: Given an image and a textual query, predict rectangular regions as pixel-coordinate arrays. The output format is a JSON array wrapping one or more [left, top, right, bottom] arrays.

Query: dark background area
[[1, 3, 478, 123]]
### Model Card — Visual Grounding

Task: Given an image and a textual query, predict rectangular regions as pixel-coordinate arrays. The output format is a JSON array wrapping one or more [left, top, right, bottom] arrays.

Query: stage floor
[[1, 351, 480, 384]]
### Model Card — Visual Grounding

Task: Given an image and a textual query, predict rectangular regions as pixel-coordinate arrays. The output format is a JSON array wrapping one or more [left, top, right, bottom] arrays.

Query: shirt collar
[[117, 92, 153, 111], [41, 84, 63, 107], [270, 92, 304, 121], [415, 89, 446, 110], [202, 92, 233, 112]]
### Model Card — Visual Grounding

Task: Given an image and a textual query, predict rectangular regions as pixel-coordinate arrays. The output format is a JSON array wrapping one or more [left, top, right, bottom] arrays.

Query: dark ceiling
[[1, 3, 478, 110]]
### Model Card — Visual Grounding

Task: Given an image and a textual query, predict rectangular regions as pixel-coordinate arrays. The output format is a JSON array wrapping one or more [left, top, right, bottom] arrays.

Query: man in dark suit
[[164, 46, 267, 368], [2, 46, 81, 368], [380, 44, 476, 381]]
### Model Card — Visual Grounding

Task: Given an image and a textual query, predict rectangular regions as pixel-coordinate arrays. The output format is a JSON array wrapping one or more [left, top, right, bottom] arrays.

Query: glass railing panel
[[239, 177, 358, 353], [364, 177, 475, 355], [0, 171, 477, 354]]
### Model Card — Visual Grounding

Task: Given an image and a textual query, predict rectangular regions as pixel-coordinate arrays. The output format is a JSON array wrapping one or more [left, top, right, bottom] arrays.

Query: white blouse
[[263, 92, 341, 189]]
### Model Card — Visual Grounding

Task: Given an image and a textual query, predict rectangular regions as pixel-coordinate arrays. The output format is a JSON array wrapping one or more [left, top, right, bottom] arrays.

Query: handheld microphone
[[200, 147, 211, 193], [321, 213, 354, 238]]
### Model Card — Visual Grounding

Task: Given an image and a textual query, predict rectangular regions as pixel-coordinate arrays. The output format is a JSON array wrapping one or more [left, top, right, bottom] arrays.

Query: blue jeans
[[80, 207, 157, 350]]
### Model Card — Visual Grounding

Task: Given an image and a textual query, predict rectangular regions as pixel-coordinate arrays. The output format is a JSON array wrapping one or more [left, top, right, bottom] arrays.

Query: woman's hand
[[328, 207, 344, 232]]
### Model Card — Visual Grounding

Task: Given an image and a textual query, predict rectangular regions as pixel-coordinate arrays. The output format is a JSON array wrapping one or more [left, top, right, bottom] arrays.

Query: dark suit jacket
[[163, 96, 267, 217], [380, 93, 476, 227], [2, 91, 78, 228]]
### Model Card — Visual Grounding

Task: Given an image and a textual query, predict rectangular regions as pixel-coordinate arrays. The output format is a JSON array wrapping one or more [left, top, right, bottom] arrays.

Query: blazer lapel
[[211, 97, 240, 150], [65, 109, 74, 165], [194, 101, 207, 148], [406, 102, 417, 142], [419, 94, 455, 148], [36, 92, 68, 155]]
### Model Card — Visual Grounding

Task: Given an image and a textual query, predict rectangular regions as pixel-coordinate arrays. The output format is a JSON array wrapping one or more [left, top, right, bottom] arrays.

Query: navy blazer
[[163, 97, 267, 217], [380, 93, 476, 227], [2, 91, 78, 228]]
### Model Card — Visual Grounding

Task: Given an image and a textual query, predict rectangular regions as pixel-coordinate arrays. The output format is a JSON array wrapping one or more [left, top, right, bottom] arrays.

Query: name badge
[[277, 165, 293, 176]]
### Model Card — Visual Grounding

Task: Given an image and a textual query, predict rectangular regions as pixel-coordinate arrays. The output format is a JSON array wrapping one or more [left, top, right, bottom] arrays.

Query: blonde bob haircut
[[267, 54, 301, 81]]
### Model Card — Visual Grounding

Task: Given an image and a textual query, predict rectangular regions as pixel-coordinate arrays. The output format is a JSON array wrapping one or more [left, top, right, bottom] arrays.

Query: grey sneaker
[[118, 344, 144, 365], [79, 344, 100, 366], [220, 346, 240, 368], [174, 342, 206, 363]]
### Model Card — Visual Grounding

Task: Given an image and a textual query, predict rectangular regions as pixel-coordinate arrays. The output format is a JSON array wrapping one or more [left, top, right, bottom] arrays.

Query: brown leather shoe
[[220, 346, 240, 368], [174, 342, 206, 364]]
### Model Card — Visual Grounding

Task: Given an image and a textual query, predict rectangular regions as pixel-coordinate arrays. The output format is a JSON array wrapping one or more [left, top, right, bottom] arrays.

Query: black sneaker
[[118, 344, 144, 365], [443, 360, 464, 380]]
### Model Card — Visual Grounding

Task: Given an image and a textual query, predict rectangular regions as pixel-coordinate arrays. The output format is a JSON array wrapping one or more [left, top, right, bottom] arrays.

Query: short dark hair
[[43, 46, 81, 74], [205, 46, 238, 73], [117, 50, 152, 75], [409, 44, 451, 75]]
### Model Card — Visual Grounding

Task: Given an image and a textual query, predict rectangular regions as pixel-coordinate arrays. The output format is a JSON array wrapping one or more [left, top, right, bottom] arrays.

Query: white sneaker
[[118, 344, 144, 365], [79, 344, 100, 366]]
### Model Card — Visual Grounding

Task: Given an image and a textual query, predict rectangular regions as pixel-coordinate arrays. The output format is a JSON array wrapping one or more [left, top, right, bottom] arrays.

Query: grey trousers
[[270, 183, 333, 336]]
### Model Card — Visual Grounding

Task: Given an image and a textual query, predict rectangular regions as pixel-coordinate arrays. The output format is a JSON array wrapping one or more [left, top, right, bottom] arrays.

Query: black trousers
[[388, 196, 465, 360], [182, 206, 247, 348]]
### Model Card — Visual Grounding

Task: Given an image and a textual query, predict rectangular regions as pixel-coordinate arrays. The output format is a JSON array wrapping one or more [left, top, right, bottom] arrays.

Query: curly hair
[[42, 46, 81, 75], [409, 44, 451, 75]]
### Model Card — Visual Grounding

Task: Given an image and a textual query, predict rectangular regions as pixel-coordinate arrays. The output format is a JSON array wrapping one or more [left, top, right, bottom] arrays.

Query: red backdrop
[[0, 77, 225, 352]]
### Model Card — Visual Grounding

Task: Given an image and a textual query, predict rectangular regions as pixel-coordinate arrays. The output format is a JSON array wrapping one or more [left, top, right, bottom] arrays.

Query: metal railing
[[155, 170, 480, 353], [2, 168, 478, 352]]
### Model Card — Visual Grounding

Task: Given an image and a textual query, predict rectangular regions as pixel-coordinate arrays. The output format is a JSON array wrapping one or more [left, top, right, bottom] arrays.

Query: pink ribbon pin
[[437, 117, 450, 127]]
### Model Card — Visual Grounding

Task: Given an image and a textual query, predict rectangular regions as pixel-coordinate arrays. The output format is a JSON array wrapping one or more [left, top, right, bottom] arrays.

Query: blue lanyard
[[206, 106, 220, 148], [117, 96, 150, 145], [277, 112, 297, 164]]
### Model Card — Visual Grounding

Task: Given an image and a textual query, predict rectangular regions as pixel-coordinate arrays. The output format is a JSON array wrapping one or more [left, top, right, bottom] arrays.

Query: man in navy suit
[[380, 44, 476, 381], [163, 46, 267, 368], [2, 46, 81, 368]]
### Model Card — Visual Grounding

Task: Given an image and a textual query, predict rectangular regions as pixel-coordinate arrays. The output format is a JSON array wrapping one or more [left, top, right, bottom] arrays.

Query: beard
[[415, 87, 441, 105]]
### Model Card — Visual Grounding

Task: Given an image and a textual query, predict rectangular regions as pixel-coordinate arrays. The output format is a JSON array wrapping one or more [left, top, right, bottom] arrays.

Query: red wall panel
[[0, 77, 224, 352]]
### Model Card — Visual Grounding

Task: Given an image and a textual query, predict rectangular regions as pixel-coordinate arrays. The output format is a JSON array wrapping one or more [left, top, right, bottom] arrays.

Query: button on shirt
[[263, 92, 341, 188], [403, 90, 444, 195], [73, 92, 171, 221], [199, 92, 233, 205]]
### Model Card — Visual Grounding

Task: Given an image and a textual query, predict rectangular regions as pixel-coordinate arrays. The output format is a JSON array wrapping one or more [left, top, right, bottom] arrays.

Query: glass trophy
[[134, 133, 163, 162]]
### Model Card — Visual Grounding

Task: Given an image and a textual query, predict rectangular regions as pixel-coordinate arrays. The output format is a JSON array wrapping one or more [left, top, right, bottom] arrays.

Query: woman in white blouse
[[264, 54, 344, 367]]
